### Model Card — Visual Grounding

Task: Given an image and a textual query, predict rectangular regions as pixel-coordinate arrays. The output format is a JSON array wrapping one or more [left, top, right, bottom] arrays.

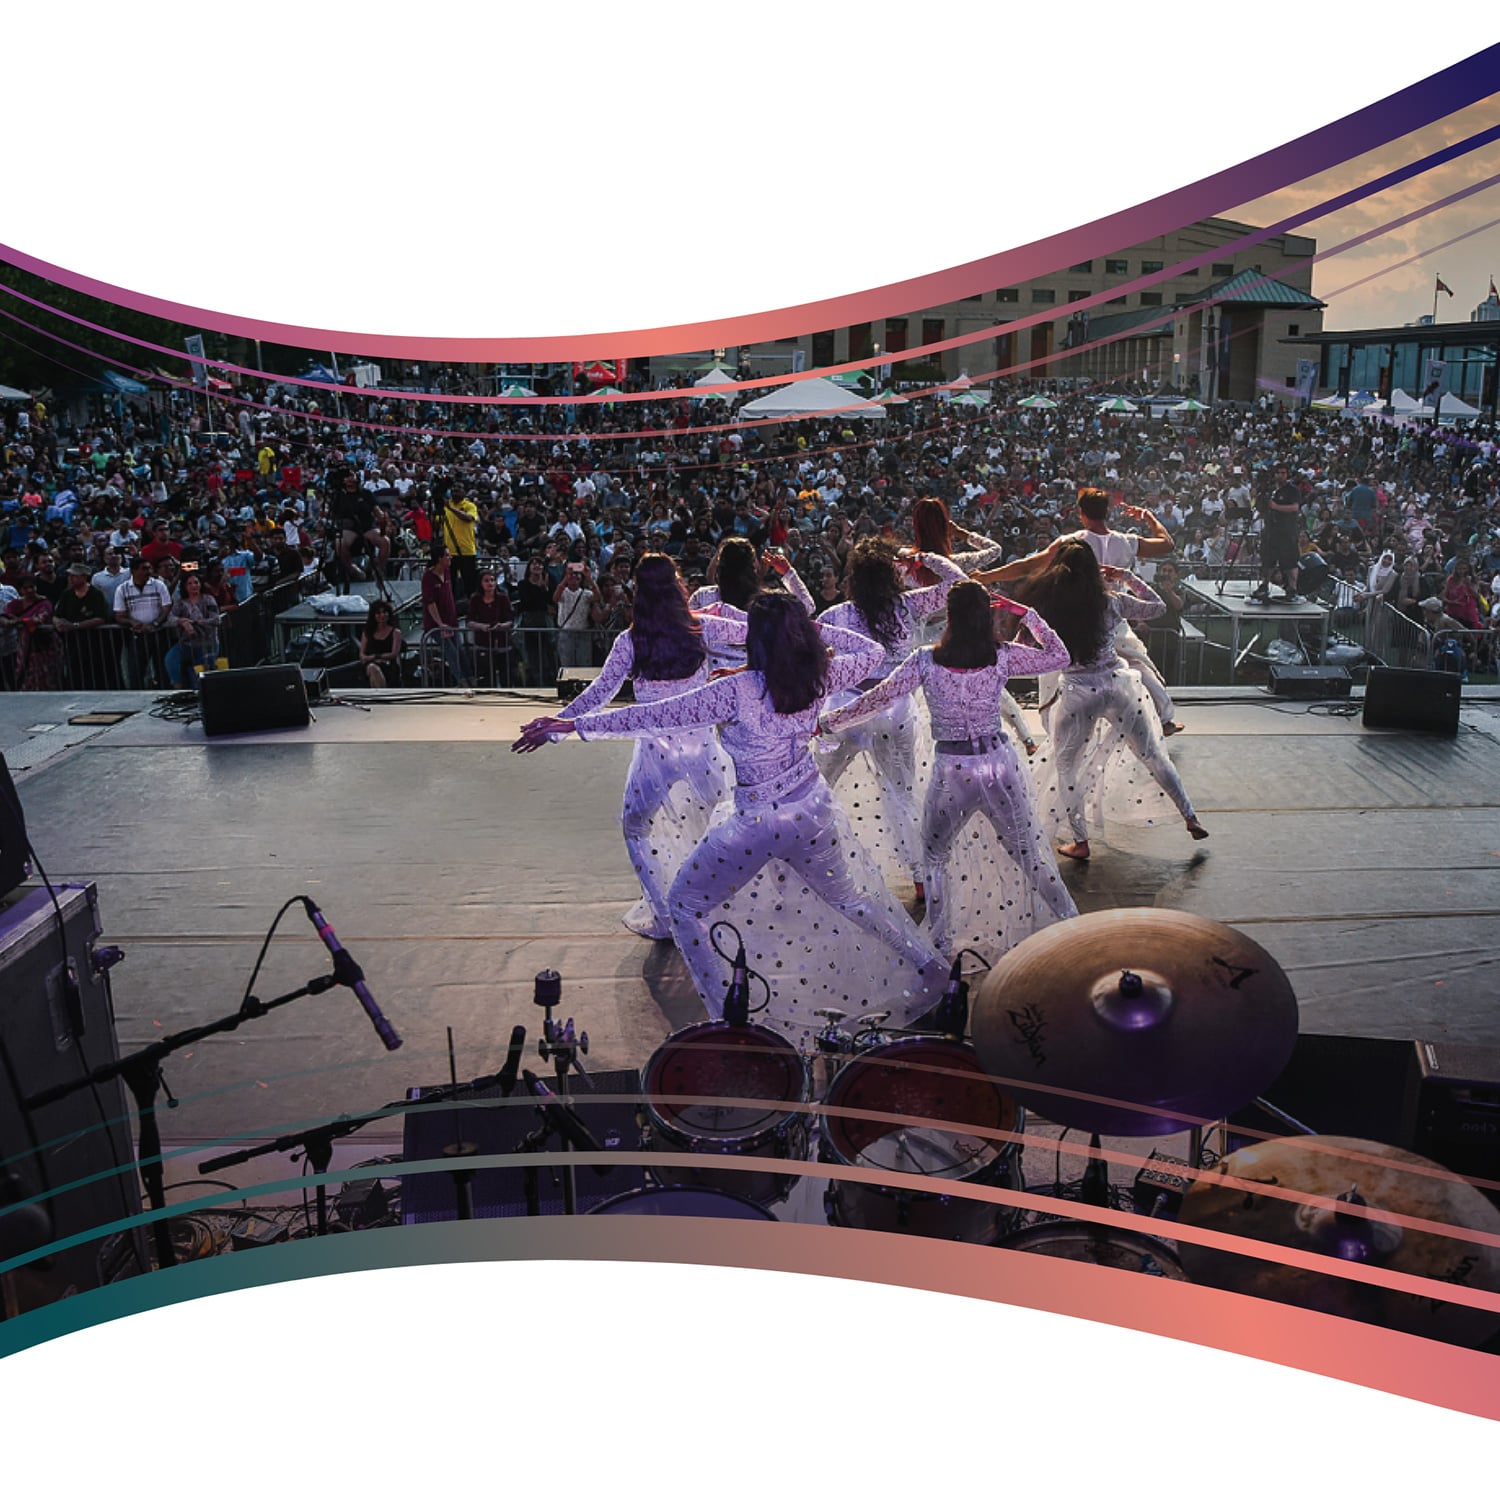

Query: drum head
[[588, 1187, 775, 1220], [823, 1039, 1019, 1181], [997, 1222, 1187, 1278], [645, 1022, 807, 1140]]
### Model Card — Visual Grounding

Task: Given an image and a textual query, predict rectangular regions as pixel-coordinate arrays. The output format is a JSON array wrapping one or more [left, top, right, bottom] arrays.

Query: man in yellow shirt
[[442, 491, 481, 599]]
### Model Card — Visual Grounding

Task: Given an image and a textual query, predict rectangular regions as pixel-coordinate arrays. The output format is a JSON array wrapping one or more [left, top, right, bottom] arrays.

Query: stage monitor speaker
[[1362, 666, 1460, 735], [1223, 1033, 1417, 1154], [199, 664, 311, 737], [0, 752, 32, 901], [401, 1069, 645, 1222], [1403, 1040, 1500, 1202], [1265, 664, 1352, 700], [0, 883, 146, 1313]]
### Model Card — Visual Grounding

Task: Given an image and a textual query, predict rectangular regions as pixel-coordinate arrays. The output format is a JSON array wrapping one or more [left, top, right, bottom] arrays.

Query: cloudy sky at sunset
[[1229, 96, 1500, 330]]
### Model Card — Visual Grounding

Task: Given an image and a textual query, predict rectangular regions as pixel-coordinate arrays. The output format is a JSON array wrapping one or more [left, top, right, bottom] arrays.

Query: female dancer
[[688, 536, 816, 667], [911, 495, 1036, 753], [536, 554, 745, 940], [515, 595, 947, 1036], [815, 538, 967, 891], [1016, 539, 1207, 862], [820, 582, 1076, 964]]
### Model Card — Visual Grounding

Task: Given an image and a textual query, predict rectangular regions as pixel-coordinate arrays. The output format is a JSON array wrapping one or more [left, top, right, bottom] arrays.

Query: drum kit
[[590, 908, 1500, 1347]]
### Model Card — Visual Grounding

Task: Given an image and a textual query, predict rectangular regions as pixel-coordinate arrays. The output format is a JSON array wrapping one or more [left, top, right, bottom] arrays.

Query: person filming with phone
[[554, 559, 601, 669]]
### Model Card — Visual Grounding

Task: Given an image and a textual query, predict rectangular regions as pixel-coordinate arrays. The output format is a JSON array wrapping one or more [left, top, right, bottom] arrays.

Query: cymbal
[[1177, 1136, 1500, 1347], [970, 909, 1297, 1135]]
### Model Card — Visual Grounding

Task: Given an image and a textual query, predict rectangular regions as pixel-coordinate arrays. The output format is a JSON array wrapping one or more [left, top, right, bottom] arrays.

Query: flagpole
[[1432, 276, 1439, 325]]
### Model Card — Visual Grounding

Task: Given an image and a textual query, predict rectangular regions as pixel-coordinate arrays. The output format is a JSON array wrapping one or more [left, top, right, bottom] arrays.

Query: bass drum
[[820, 1037, 1024, 1242], [995, 1221, 1187, 1278], [642, 1020, 811, 1206], [589, 1186, 775, 1220]]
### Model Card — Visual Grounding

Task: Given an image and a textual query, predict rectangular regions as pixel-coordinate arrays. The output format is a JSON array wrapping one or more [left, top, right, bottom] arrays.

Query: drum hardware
[[971, 910, 1299, 1137], [522, 969, 599, 1215], [812, 1008, 855, 1092], [1176, 1135, 1500, 1347], [641, 1020, 812, 1206], [995, 1221, 1189, 1279], [819, 1036, 1026, 1242], [589, 1185, 775, 1221]]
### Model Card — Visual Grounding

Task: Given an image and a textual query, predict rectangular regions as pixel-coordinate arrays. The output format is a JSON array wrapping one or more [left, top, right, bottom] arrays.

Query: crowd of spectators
[[3, 372, 1499, 692]]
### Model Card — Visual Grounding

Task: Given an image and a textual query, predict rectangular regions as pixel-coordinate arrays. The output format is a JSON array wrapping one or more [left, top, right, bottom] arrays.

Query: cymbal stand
[[523, 968, 590, 1216], [199, 1055, 529, 1230], [442, 1027, 479, 1222]]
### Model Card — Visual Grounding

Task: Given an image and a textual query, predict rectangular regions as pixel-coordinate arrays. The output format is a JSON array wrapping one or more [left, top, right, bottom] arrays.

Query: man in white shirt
[[91, 551, 129, 610], [1067, 488, 1184, 733], [114, 557, 173, 687]]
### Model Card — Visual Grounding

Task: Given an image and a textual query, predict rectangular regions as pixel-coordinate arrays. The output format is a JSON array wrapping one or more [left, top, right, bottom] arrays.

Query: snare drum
[[589, 1186, 775, 1220], [994, 1221, 1187, 1278], [819, 1037, 1025, 1242], [642, 1020, 812, 1206]]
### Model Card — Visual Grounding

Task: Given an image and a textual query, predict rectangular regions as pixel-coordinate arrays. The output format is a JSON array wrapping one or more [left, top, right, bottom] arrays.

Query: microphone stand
[[198, 1053, 530, 1232], [25, 969, 348, 1271]]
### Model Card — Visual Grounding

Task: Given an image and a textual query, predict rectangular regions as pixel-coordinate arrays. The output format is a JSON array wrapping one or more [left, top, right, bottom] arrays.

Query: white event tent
[[737, 376, 886, 421]]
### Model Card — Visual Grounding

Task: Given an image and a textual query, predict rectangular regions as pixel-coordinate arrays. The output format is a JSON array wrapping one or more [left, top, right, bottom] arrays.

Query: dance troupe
[[513, 490, 1208, 1039]]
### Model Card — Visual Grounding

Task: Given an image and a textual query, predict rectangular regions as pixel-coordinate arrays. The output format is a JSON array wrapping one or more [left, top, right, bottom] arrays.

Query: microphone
[[522, 1071, 612, 1176], [932, 954, 969, 1037], [497, 1026, 526, 1097], [301, 899, 402, 1051], [723, 940, 750, 1028]]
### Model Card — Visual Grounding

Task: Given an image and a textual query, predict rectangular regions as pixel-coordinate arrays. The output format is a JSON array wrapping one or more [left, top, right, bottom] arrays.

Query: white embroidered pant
[[922, 747, 1078, 959], [817, 695, 924, 878], [1050, 671, 1196, 842], [666, 775, 944, 1026], [620, 731, 729, 935], [1116, 623, 1174, 722]]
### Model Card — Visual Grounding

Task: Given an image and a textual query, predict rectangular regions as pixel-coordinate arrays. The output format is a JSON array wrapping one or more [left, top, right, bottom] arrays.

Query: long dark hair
[[713, 537, 760, 610], [630, 553, 706, 681], [932, 581, 997, 670], [847, 537, 906, 650], [361, 598, 396, 648], [1014, 539, 1110, 665], [747, 592, 828, 715]]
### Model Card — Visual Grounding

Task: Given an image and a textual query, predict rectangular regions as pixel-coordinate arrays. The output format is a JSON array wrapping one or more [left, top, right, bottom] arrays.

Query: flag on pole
[[1436, 275, 1454, 297], [1490, 275, 1498, 299]]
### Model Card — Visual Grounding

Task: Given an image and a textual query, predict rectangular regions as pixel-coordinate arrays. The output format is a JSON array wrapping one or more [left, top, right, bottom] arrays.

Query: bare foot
[[1186, 818, 1209, 840], [1057, 841, 1091, 862]]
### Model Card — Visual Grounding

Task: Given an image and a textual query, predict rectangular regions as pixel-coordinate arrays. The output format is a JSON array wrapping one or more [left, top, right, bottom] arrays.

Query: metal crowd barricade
[[416, 624, 516, 688]]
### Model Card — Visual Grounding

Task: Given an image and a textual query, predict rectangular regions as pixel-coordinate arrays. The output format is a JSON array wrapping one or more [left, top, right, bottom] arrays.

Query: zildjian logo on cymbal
[[1007, 1004, 1047, 1067]]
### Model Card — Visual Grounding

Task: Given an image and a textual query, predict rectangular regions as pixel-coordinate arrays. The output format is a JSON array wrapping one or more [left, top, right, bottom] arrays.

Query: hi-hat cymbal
[[971, 909, 1297, 1135], [1177, 1135, 1500, 1347]]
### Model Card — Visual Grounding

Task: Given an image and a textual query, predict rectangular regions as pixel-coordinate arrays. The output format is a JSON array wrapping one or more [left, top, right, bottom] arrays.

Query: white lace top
[[817, 552, 968, 677], [821, 611, 1068, 742], [1069, 575, 1166, 674], [557, 613, 747, 719], [572, 623, 883, 788]]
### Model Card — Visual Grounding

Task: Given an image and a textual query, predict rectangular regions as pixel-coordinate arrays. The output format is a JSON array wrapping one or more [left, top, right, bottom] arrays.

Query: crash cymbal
[[1177, 1136, 1500, 1347], [971, 909, 1297, 1135]]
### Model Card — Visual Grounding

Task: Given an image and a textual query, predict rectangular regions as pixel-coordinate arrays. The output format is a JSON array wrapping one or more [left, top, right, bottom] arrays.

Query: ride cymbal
[[971, 909, 1298, 1135]]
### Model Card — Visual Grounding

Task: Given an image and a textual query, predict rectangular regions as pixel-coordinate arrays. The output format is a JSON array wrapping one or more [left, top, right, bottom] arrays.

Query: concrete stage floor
[[4, 686, 1499, 1188]]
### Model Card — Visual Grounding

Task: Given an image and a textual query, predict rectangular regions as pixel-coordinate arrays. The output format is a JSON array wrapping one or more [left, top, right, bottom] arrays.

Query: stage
[[4, 684, 1500, 1195], [1182, 577, 1332, 667]]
